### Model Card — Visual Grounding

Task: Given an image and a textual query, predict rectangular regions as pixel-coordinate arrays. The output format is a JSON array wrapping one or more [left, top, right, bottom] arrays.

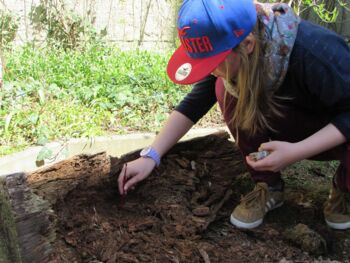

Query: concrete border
[[0, 127, 230, 176]]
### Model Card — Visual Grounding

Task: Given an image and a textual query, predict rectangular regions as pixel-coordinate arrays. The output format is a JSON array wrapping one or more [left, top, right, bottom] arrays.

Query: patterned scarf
[[256, 2, 300, 90]]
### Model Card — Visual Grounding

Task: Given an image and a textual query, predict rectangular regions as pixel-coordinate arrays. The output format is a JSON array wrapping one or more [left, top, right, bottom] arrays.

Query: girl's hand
[[118, 157, 156, 195], [246, 141, 301, 172]]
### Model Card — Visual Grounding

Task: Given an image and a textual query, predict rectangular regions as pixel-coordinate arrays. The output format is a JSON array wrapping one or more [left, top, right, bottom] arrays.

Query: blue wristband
[[140, 146, 161, 167]]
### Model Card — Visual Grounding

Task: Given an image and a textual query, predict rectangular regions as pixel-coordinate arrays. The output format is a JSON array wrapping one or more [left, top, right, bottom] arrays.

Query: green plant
[[0, 10, 19, 49], [29, 0, 106, 49], [265, 0, 349, 23], [0, 10, 19, 94], [295, 0, 341, 23], [1, 43, 191, 156]]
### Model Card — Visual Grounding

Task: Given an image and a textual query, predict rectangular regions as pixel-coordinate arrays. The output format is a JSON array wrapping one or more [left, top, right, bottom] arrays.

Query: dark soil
[[47, 133, 350, 263]]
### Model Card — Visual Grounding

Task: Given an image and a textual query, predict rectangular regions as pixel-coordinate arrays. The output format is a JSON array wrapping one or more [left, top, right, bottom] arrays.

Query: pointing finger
[[124, 174, 143, 193], [118, 165, 126, 194], [119, 164, 129, 195]]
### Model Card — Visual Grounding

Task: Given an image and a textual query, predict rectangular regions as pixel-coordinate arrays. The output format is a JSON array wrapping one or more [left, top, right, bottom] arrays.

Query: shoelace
[[240, 183, 267, 209]]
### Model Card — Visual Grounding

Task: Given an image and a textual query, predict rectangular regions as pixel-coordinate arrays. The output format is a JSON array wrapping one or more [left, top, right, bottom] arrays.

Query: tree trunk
[[0, 152, 112, 263], [0, 131, 237, 263]]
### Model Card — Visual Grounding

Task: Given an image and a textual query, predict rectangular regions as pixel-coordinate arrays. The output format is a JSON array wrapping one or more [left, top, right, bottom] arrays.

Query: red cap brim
[[167, 45, 231, 85]]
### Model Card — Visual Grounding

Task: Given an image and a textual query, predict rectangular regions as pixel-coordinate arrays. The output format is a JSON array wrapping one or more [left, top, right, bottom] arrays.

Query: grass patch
[[1, 43, 193, 156]]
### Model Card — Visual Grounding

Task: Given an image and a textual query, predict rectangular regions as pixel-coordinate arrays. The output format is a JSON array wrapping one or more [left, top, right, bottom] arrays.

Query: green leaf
[[4, 111, 15, 133], [36, 146, 53, 161], [37, 135, 48, 146], [29, 112, 39, 124], [100, 27, 107, 37], [38, 89, 46, 105]]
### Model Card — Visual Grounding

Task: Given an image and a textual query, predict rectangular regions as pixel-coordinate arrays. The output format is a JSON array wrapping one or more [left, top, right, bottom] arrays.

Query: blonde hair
[[223, 20, 285, 136]]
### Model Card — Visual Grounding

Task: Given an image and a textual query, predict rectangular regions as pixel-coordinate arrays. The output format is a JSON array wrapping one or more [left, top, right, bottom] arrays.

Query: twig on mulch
[[203, 189, 233, 229], [199, 248, 211, 263]]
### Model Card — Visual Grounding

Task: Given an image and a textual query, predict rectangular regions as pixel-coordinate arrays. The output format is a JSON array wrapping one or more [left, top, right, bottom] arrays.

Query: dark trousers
[[215, 78, 350, 192]]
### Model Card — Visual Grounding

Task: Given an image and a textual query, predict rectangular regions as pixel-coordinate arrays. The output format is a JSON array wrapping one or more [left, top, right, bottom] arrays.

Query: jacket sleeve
[[174, 75, 217, 123], [303, 33, 350, 140]]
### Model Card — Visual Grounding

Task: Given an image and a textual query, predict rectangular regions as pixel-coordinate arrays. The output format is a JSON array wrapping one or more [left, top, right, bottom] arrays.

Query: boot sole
[[230, 202, 284, 229], [325, 219, 350, 230], [230, 215, 263, 229]]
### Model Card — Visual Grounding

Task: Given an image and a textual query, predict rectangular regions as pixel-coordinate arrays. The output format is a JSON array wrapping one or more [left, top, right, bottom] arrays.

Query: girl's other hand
[[118, 157, 156, 195], [246, 141, 300, 172]]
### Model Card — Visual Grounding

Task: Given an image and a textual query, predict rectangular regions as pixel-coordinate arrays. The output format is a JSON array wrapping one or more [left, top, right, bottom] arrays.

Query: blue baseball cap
[[167, 0, 257, 85]]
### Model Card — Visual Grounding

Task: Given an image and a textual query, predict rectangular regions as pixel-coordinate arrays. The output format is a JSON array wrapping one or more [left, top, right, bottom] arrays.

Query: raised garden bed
[[1, 132, 349, 262]]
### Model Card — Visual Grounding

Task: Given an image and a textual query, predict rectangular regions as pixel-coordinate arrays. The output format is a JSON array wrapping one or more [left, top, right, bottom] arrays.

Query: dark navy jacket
[[175, 20, 350, 140]]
